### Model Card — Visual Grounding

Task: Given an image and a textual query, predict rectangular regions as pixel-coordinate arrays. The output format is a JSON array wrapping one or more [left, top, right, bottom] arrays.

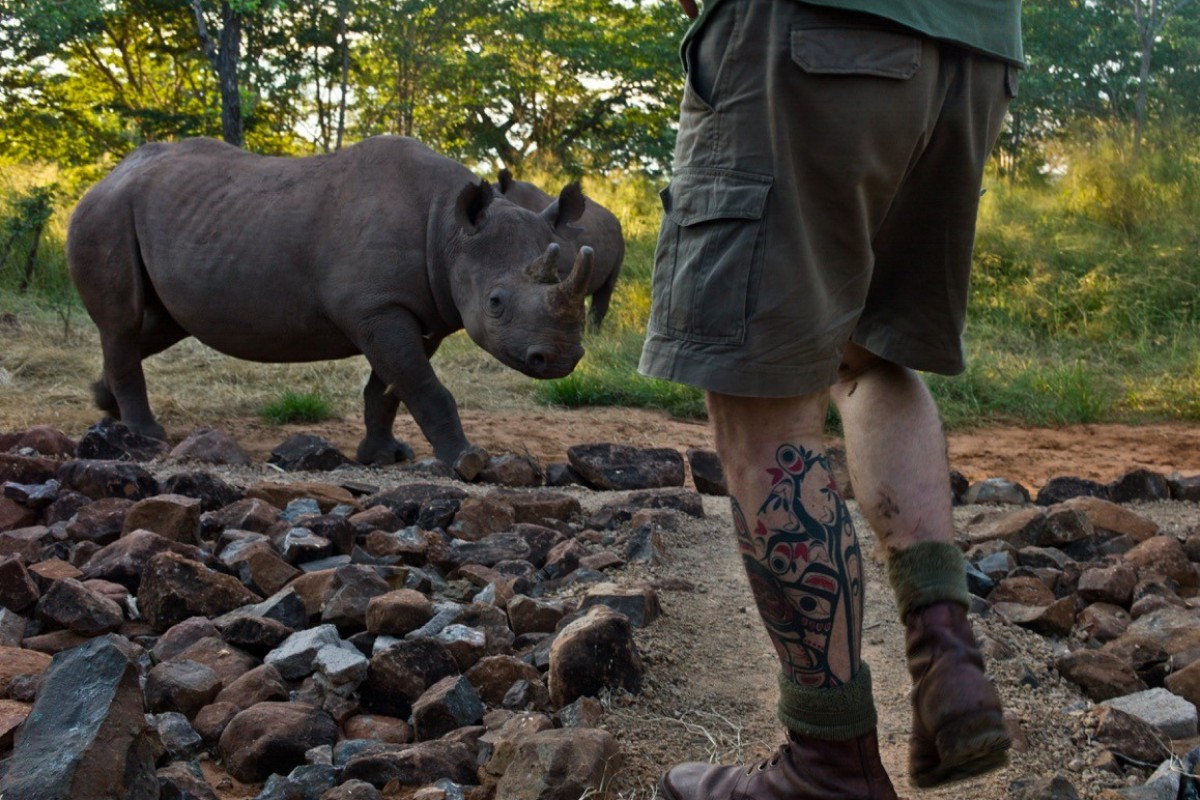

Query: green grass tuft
[[258, 390, 337, 424]]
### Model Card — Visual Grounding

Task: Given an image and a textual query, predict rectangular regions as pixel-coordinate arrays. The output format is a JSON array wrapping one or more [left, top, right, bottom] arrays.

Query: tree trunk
[[216, 2, 243, 148], [336, 0, 349, 151], [191, 0, 244, 148], [17, 219, 46, 294]]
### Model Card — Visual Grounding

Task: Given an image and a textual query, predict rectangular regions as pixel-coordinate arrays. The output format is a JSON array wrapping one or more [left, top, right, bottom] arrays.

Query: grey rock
[[1102, 687, 1199, 739], [0, 634, 158, 800]]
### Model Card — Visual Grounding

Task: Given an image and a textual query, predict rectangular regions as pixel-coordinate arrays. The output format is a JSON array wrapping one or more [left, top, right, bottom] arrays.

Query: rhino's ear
[[498, 168, 513, 194], [455, 179, 494, 232], [541, 182, 585, 231]]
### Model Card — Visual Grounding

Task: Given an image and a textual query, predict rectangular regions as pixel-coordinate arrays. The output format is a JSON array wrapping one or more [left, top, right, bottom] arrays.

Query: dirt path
[[207, 408, 1200, 494]]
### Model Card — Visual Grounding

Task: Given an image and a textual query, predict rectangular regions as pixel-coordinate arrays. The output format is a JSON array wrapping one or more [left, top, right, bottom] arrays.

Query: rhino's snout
[[525, 343, 584, 378]]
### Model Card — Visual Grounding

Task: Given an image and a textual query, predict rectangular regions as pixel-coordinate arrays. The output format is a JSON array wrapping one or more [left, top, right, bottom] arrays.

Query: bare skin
[[707, 343, 958, 687], [707, 392, 863, 688], [830, 342, 957, 558]]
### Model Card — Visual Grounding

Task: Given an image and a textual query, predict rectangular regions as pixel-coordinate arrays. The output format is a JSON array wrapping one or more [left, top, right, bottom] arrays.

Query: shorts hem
[[638, 337, 841, 398], [851, 322, 965, 376]]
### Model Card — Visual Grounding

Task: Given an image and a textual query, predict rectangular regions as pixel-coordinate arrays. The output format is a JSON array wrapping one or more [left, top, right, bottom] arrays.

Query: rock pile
[[955, 471, 1200, 799], [0, 422, 693, 799]]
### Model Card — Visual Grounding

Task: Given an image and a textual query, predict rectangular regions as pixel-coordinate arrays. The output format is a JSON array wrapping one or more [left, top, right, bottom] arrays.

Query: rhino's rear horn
[[554, 246, 594, 305], [456, 179, 494, 232], [542, 182, 585, 231], [526, 243, 560, 284]]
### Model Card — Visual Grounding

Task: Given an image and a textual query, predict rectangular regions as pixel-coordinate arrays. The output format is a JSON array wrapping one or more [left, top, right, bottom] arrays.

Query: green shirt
[[687, 0, 1024, 66]]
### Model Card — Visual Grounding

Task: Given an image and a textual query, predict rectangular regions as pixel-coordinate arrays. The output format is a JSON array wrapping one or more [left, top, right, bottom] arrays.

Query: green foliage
[[258, 389, 337, 424]]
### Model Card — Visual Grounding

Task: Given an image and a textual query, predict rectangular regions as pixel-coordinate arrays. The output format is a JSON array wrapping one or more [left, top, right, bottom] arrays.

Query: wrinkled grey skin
[[68, 136, 594, 467], [497, 169, 624, 329]]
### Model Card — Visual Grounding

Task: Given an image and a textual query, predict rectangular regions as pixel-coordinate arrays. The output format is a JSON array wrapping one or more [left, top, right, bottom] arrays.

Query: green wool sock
[[777, 662, 878, 741], [885, 540, 971, 621]]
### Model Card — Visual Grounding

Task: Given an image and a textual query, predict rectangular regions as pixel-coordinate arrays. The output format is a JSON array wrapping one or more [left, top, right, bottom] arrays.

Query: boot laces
[[744, 745, 787, 776]]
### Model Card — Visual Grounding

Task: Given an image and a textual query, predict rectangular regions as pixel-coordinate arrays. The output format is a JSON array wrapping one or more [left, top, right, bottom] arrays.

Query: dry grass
[[0, 299, 542, 437]]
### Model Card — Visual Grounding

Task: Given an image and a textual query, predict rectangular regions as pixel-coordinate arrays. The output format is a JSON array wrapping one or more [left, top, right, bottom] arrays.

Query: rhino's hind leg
[[94, 305, 187, 441], [587, 266, 620, 330], [92, 378, 121, 417], [356, 371, 415, 465]]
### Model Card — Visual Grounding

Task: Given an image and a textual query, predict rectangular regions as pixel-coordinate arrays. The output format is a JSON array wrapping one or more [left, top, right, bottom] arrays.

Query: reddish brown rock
[[28, 557, 82, 590], [11, 426, 76, 458], [0, 525, 54, 561], [0, 646, 51, 694], [365, 589, 435, 636], [0, 698, 30, 750], [229, 547, 302, 597], [1164, 659, 1200, 710], [167, 428, 251, 466], [217, 701, 338, 782], [246, 480, 359, 514], [1077, 563, 1138, 607], [343, 713, 413, 744], [1056, 496, 1158, 542], [466, 655, 542, 706], [1075, 603, 1131, 643], [145, 659, 223, 718], [55, 458, 158, 501], [448, 496, 517, 542], [361, 638, 460, 718], [80, 529, 206, 591], [490, 489, 582, 526], [1094, 705, 1171, 763], [579, 582, 662, 628], [547, 604, 644, 706], [988, 575, 1056, 606], [0, 453, 59, 485], [0, 498, 38, 533], [172, 636, 260, 688], [1124, 536, 1197, 588], [201, 497, 281, 536], [507, 595, 569, 636], [961, 507, 1046, 547], [138, 551, 263, 632], [121, 493, 202, 544], [37, 577, 124, 635], [493, 727, 621, 800], [0, 556, 39, 612], [214, 663, 288, 710], [321, 564, 390, 631], [192, 701, 240, 745], [993, 597, 1076, 638], [1056, 649, 1149, 702], [65, 497, 133, 545]]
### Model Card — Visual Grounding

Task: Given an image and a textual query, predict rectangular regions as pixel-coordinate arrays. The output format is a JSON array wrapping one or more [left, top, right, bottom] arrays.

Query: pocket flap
[[792, 27, 921, 79], [662, 168, 773, 227]]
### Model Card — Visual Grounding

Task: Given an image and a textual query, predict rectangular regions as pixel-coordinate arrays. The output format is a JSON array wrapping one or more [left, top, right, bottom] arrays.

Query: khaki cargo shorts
[[639, 0, 1017, 397]]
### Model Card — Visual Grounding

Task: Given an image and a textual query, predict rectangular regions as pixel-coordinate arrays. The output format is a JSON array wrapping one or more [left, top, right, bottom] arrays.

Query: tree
[[1130, 0, 1198, 151]]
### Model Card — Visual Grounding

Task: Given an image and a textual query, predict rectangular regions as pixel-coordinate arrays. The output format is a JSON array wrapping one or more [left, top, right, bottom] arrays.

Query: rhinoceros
[[67, 136, 593, 471], [496, 169, 623, 329]]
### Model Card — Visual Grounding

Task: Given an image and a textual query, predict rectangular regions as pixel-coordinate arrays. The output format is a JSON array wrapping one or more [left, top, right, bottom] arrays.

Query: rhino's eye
[[487, 291, 507, 317]]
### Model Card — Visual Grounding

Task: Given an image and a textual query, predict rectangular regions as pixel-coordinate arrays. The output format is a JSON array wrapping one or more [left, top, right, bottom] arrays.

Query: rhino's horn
[[526, 243, 560, 284], [555, 246, 594, 305]]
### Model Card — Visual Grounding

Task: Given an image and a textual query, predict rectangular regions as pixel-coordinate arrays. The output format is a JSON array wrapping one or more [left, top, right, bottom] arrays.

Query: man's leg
[[831, 343, 1010, 786], [660, 391, 896, 800]]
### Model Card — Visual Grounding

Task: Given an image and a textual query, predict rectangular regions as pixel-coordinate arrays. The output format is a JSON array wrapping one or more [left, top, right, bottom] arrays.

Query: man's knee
[[836, 343, 897, 385]]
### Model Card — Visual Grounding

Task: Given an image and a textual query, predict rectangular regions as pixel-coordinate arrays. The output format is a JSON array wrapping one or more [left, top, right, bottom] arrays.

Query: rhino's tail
[[91, 378, 120, 417]]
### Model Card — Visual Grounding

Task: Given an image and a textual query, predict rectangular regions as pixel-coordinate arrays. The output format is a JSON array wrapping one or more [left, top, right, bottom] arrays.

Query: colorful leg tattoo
[[733, 443, 864, 688]]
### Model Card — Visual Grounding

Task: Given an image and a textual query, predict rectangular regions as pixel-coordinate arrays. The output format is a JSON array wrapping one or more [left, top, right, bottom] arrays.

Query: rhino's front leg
[[357, 371, 416, 465], [357, 314, 484, 475]]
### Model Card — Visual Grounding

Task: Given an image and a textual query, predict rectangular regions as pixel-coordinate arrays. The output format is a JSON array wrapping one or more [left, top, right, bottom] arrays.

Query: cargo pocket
[[791, 24, 921, 79], [649, 168, 773, 345]]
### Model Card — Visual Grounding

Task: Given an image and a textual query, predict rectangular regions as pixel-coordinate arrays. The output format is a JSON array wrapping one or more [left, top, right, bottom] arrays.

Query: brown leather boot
[[660, 728, 898, 800], [905, 600, 1010, 787]]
